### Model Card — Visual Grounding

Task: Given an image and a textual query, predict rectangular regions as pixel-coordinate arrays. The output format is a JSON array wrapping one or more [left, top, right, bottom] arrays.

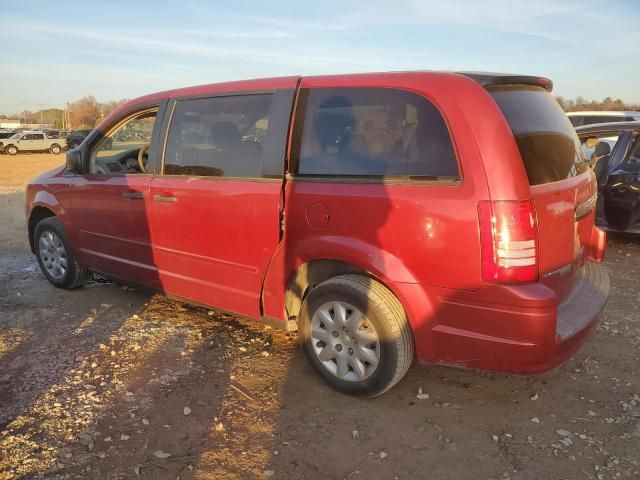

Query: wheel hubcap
[[38, 230, 67, 280], [310, 301, 380, 382]]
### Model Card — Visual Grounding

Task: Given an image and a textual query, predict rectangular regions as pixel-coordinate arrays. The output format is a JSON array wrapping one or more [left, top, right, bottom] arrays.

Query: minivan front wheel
[[299, 274, 414, 397], [6, 145, 18, 155], [34, 217, 89, 289]]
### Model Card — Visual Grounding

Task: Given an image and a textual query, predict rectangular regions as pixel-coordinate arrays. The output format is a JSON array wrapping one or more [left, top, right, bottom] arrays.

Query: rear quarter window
[[294, 87, 459, 179], [490, 85, 587, 186]]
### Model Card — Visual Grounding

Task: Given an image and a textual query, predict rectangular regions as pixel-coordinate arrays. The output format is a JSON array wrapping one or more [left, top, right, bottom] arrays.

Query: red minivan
[[26, 72, 609, 396]]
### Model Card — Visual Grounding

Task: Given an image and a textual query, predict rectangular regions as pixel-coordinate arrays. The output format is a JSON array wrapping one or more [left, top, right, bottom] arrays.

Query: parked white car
[[0, 131, 65, 155], [567, 111, 640, 127]]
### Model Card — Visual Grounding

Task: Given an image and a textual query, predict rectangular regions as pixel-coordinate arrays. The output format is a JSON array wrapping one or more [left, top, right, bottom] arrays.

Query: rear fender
[[261, 235, 437, 356]]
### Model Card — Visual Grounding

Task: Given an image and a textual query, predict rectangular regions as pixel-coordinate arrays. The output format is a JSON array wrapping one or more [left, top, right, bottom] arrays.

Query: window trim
[[288, 86, 462, 185], [159, 89, 285, 181]]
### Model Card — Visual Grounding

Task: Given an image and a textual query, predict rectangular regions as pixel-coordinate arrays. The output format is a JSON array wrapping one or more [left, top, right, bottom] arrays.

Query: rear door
[[32, 133, 47, 150], [149, 88, 295, 318], [490, 86, 597, 299], [605, 132, 640, 231]]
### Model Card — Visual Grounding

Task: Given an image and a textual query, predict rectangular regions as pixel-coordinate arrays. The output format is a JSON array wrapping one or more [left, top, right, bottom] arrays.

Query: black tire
[[34, 217, 89, 289], [50, 144, 61, 154], [6, 145, 17, 155], [299, 274, 414, 397]]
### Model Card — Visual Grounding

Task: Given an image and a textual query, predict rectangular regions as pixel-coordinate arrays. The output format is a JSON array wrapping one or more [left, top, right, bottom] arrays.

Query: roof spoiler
[[457, 72, 553, 93]]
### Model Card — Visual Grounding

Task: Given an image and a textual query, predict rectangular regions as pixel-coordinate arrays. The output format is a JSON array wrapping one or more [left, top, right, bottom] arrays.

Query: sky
[[0, 0, 639, 113]]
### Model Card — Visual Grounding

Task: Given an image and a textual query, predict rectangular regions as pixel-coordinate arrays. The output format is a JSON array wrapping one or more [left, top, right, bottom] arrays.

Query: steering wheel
[[137, 144, 150, 173]]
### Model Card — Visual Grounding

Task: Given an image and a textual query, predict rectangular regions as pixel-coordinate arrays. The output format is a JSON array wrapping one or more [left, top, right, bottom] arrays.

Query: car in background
[[66, 129, 112, 151], [0, 131, 65, 155], [65, 129, 93, 149], [568, 111, 640, 127], [0, 129, 20, 140], [44, 129, 68, 139], [576, 121, 640, 233]]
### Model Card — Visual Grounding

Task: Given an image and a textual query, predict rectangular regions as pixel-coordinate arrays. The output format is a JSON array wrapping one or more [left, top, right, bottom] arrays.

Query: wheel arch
[[284, 258, 376, 322], [28, 206, 56, 252]]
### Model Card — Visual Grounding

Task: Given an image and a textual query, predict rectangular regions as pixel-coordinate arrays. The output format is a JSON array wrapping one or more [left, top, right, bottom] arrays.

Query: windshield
[[489, 85, 587, 185], [10, 133, 21, 139]]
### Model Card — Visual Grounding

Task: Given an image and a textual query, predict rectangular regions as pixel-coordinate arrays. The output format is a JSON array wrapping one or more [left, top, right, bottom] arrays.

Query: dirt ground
[[0, 153, 638, 480]]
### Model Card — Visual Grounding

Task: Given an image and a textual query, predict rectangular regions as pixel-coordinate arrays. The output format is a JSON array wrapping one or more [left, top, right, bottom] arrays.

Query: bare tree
[[68, 96, 101, 129]]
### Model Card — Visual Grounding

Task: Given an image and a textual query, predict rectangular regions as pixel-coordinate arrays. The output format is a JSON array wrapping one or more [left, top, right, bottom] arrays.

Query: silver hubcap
[[310, 301, 380, 382], [38, 230, 67, 280]]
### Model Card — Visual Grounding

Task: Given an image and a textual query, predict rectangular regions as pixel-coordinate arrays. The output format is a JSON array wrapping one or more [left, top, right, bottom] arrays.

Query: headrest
[[594, 141, 611, 157]]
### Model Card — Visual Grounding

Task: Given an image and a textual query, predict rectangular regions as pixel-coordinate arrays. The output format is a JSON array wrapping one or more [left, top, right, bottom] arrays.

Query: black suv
[[66, 129, 93, 149]]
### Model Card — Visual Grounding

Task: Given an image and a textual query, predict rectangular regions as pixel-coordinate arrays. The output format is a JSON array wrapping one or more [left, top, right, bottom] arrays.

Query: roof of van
[[111, 71, 555, 121]]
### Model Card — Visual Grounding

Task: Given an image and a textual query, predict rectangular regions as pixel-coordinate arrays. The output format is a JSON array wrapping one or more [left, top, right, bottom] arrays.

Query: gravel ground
[[0, 154, 638, 480]]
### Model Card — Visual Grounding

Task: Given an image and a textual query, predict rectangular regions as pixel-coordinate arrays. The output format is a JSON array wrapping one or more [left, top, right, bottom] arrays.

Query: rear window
[[490, 85, 587, 185], [294, 87, 459, 179]]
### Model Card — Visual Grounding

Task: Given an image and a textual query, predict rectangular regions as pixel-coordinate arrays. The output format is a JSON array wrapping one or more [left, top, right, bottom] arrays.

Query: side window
[[621, 135, 640, 173], [90, 110, 158, 175], [583, 116, 623, 125], [294, 87, 459, 178], [35, 134, 45, 140], [163, 94, 273, 178], [568, 116, 583, 127], [580, 133, 620, 167]]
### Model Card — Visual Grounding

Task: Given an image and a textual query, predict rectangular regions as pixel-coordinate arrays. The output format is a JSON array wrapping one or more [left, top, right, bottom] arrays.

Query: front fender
[[31, 190, 65, 217], [27, 187, 74, 252]]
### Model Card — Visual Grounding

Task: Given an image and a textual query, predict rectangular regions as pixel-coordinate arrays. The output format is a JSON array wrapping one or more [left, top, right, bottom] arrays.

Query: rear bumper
[[394, 261, 609, 373]]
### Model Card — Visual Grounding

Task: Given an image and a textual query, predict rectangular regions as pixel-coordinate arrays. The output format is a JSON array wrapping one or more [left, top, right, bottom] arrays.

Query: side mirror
[[66, 148, 83, 173]]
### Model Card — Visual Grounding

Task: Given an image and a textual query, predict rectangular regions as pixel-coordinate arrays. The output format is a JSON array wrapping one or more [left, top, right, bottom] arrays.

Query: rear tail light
[[478, 200, 538, 283]]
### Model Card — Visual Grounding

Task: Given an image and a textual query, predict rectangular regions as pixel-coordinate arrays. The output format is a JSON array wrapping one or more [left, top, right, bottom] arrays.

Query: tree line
[[0, 96, 128, 129], [555, 96, 639, 112]]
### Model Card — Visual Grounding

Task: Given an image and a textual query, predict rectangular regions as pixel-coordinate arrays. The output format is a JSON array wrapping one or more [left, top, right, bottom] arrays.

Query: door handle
[[153, 194, 178, 203], [122, 191, 144, 200]]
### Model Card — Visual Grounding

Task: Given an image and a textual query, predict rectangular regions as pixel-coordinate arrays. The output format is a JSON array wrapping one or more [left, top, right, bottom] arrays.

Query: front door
[[605, 132, 640, 231], [149, 90, 294, 318], [21, 133, 45, 151], [71, 105, 165, 286]]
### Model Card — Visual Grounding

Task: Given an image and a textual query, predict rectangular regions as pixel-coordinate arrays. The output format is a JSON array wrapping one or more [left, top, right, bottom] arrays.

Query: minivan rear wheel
[[299, 274, 414, 397], [34, 217, 89, 289], [50, 144, 61, 154]]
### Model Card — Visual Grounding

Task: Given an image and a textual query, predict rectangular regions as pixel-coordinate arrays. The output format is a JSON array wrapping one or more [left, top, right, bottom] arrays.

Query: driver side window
[[90, 109, 158, 175]]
